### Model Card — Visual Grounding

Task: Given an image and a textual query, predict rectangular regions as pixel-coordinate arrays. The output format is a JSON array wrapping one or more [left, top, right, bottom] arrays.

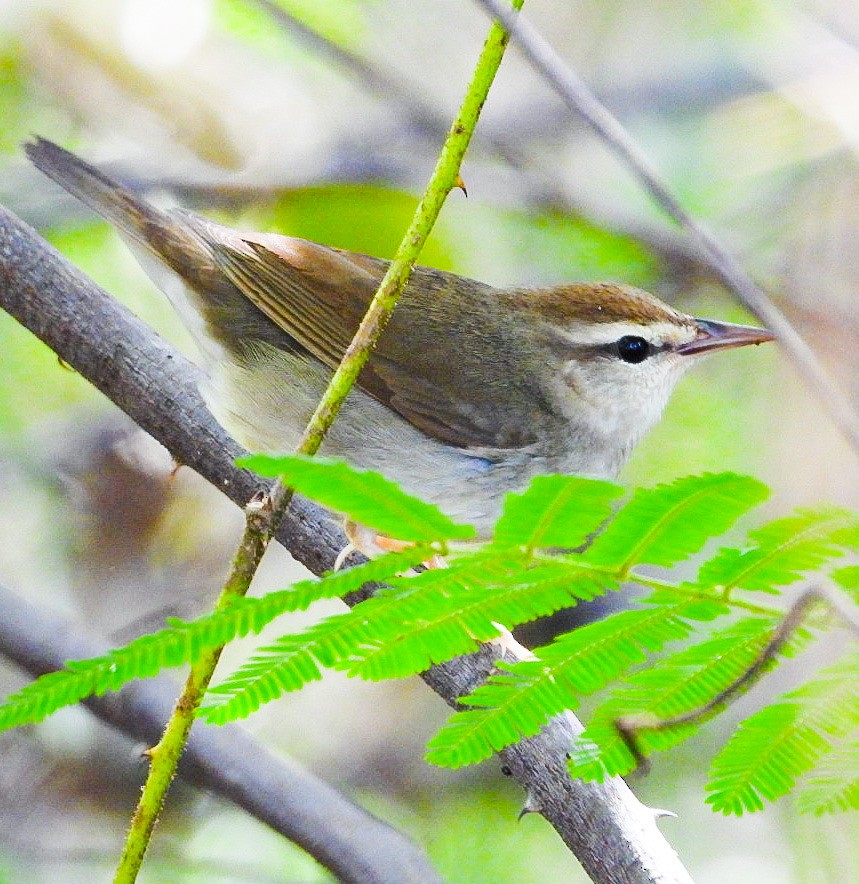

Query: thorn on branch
[[333, 542, 356, 572], [517, 793, 541, 820], [244, 486, 278, 535]]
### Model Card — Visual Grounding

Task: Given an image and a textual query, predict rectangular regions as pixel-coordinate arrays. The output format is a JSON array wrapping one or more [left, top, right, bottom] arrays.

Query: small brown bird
[[27, 138, 773, 534]]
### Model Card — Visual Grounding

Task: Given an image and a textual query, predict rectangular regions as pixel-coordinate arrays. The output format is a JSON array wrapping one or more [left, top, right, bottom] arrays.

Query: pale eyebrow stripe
[[547, 321, 691, 348]]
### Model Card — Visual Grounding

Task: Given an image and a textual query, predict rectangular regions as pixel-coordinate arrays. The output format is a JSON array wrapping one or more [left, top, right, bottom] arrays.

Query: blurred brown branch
[[0, 581, 440, 884], [249, 0, 721, 283]]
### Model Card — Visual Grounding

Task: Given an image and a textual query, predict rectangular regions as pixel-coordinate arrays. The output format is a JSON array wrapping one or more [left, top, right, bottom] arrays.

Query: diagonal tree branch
[[0, 581, 441, 884], [0, 204, 693, 882], [475, 0, 859, 458]]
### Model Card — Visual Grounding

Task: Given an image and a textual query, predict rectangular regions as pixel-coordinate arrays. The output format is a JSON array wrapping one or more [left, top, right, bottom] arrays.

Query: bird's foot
[[342, 520, 446, 569]]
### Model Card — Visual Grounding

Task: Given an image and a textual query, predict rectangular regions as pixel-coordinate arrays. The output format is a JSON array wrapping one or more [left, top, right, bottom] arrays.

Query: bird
[[26, 137, 774, 539]]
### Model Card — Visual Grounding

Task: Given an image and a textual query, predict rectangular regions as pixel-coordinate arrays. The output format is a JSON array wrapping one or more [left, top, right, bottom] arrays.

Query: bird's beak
[[677, 319, 775, 356]]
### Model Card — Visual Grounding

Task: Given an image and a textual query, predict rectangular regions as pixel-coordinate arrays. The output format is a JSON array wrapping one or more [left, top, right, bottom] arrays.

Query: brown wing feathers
[[26, 138, 546, 452]]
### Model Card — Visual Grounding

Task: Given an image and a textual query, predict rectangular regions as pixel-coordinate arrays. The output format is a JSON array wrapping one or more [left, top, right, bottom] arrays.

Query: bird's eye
[[616, 336, 650, 364]]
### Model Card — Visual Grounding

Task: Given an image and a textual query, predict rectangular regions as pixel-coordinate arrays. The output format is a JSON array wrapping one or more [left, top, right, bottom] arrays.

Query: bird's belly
[[200, 345, 566, 534]]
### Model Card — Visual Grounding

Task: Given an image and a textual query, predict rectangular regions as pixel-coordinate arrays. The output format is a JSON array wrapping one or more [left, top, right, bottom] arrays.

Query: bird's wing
[[192, 223, 545, 451]]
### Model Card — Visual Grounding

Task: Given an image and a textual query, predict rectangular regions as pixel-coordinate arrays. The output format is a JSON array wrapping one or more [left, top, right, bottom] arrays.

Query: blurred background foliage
[[0, 0, 857, 881]]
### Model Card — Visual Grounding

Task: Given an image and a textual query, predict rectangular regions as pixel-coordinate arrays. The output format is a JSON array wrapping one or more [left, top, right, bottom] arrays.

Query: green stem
[[113, 4, 524, 881], [530, 550, 782, 617], [628, 572, 779, 617], [295, 1, 524, 457], [114, 501, 271, 883]]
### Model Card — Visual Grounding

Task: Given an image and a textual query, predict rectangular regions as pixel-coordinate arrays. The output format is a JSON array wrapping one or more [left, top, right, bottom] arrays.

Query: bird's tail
[[25, 137, 211, 275]]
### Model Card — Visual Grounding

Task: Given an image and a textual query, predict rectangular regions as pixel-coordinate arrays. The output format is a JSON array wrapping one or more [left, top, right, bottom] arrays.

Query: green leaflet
[[337, 551, 526, 679], [492, 475, 623, 551], [832, 565, 859, 598], [200, 552, 515, 721], [0, 544, 433, 731], [706, 651, 859, 815], [795, 741, 859, 815], [567, 616, 804, 779], [202, 553, 616, 720], [200, 612, 363, 723], [0, 623, 208, 731], [252, 543, 440, 612], [347, 559, 614, 681], [697, 508, 859, 594], [583, 473, 769, 570], [239, 453, 476, 542], [425, 596, 725, 768]]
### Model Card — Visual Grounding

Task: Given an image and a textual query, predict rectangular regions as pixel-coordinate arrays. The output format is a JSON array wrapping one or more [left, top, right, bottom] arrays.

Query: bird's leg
[[337, 520, 446, 570]]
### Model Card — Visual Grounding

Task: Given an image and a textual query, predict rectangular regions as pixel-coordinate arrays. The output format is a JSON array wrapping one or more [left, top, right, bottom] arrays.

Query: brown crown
[[506, 283, 689, 327]]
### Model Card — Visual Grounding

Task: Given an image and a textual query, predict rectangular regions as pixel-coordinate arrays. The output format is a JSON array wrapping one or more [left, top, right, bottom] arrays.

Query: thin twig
[[475, 0, 859, 457], [114, 494, 278, 881], [615, 584, 858, 772], [114, 7, 525, 880], [247, 0, 451, 141], [291, 2, 523, 457], [247, 0, 720, 280]]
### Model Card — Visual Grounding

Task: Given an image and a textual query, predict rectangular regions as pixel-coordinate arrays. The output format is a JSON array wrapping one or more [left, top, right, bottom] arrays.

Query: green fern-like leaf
[[706, 652, 859, 815], [203, 552, 523, 714], [0, 547, 433, 729], [278, 544, 440, 609], [200, 611, 364, 723], [832, 565, 859, 599], [6, 453, 855, 823], [583, 473, 768, 570], [698, 508, 859, 594], [567, 616, 809, 779], [347, 559, 615, 680], [239, 453, 476, 542], [200, 553, 513, 722], [492, 475, 623, 551], [335, 551, 523, 679], [795, 738, 859, 815], [0, 622, 214, 731], [426, 596, 726, 768], [0, 603, 274, 731]]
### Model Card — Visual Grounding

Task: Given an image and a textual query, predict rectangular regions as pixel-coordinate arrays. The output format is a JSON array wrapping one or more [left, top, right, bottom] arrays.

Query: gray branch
[[0, 203, 693, 883], [476, 0, 859, 458], [0, 581, 439, 884]]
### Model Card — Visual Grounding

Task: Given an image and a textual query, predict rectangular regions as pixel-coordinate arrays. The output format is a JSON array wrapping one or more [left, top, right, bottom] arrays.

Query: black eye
[[616, 336, 650, 364]]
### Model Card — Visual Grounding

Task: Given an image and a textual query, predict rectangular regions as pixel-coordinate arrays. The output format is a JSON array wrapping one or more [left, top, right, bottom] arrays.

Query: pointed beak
[[677, 319, 775, 356]]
